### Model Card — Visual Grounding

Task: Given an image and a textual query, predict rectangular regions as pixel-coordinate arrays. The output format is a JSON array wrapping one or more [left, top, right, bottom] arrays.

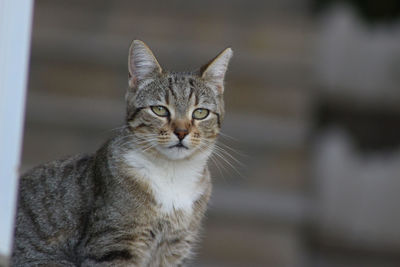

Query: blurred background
[[20, 0, 400, 266]]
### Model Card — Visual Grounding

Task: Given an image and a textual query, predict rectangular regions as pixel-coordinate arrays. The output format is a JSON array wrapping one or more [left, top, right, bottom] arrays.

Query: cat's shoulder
[[20, 153, 94, 186]]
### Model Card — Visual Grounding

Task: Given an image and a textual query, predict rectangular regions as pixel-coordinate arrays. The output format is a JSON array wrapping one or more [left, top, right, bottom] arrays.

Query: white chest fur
[[124, 151, 207, 214]]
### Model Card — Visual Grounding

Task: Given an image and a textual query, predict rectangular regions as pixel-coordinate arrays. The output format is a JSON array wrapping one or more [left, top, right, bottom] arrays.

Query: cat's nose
[[174, 128, 189, 140]]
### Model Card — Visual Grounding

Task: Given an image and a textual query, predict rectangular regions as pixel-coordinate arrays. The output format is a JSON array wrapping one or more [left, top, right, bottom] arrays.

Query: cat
[[11, 40, 232, 266]]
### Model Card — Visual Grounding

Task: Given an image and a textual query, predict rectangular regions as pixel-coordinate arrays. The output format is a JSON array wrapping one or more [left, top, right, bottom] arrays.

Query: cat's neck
[[121, 145, 211, 214]]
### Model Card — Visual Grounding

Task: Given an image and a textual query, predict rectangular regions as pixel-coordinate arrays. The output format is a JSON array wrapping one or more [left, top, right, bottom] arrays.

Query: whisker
[[211, 150, 244, 178], [198, 139, 244, 179], [217, 141, 247, 157], [218, 131, 238, 141], [209, 154, 228, 181], [119, 138, 158, 148], [141, 143, 157, 153], [109, 125, 128, 132], [213, 144, 244, 166], [100, 124, 129, 135]]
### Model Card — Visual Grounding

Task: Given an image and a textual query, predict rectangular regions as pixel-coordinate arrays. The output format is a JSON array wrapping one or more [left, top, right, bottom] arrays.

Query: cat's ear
[[128, 40, 162, 88], [200, 47, 233, 94]]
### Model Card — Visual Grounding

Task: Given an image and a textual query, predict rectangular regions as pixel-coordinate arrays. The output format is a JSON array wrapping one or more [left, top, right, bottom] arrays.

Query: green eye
[[192, 108, 210, 120], [151, 106, 169, 117]]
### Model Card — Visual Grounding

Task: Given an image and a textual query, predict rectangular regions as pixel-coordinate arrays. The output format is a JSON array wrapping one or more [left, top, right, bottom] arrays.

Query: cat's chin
[[157, 146, 194, 160]]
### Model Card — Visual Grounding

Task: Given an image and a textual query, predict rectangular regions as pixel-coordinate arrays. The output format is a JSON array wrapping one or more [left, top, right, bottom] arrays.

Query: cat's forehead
[[135, 72, 218, 109]]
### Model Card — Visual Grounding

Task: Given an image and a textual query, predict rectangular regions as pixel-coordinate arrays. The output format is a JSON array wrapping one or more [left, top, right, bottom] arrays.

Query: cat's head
[[124, 40, 232, 160]]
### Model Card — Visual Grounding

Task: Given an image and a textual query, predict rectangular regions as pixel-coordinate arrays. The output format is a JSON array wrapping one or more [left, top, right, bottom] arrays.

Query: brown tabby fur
[[11, 40, 232, 266]]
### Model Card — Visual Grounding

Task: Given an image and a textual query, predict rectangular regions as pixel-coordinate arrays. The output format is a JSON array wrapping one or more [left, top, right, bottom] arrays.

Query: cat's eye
[[151, 106, 170, 117], [192, 108, 210, 120]]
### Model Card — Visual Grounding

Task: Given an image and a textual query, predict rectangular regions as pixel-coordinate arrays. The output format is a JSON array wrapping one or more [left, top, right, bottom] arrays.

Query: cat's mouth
[[169, 142, 188, 149]]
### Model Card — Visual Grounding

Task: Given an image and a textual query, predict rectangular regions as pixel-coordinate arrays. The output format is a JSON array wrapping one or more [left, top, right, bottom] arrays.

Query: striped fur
[[11, 40, 232, 266]]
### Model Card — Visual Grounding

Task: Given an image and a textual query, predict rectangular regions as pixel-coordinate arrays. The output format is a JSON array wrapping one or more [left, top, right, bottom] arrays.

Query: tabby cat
[[11, 40, 233, 266]]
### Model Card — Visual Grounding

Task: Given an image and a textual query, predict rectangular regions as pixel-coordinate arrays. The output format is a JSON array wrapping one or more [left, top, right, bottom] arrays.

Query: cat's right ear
[[128, 40, 162, 88]]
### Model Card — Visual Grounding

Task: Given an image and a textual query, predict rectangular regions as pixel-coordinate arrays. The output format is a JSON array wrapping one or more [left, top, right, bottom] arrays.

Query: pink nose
[[174, 128, 188, 140]]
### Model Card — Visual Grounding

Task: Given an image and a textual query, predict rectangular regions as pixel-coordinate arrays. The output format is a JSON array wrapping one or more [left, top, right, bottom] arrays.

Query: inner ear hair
[[128, 40, 162, 88], [200, 47, 233, 91]]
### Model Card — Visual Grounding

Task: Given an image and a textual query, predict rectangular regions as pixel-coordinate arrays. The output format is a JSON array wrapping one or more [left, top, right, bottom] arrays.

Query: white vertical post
[[0, 0, 34, 256]]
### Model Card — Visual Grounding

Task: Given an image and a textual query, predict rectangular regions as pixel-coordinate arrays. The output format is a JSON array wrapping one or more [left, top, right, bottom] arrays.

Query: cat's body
[[11, 41, 232, 266], [13, 138, 210, 266]]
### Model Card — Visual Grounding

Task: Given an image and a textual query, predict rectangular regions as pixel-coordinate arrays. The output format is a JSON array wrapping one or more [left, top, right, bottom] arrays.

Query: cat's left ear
[[128, 40, 162, 88], [201, 47, 233, 94]]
